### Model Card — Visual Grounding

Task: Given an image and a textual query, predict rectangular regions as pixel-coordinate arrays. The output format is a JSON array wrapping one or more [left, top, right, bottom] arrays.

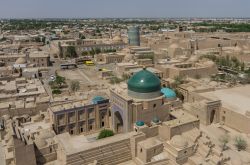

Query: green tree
[[80, 34, 85, 39], [70, 80, 80, 92], [96, 27, 101, 33], [52, 88, 62, 95], [231, 56, 240, 69], [104, 49, 116, 53], [41, 37, 46, 44], [82, 51, 89, 56], [66, 46, 77, 58], [219, 56, 227, 66], [55, 75, 65, 88], [95, 48, 101, 54], [89, 48, 95, 57], [97, 129, 114, 139], [0, 37, 7, 42], [34, 37, 41, 42]]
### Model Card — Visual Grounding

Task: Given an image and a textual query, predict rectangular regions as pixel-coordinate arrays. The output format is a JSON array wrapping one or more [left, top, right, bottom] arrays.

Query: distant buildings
[[0, 77, 49, 116], [95, 53, 125, 64], [0, 51, 50, 68], [58, 38, 126, 58], [156, 61, 218, 79]]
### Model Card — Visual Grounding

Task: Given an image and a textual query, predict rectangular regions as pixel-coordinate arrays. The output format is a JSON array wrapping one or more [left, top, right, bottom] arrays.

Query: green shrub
[[97, 129, 114, 139], [234, 136, 247, 151], [52, 89, 62, 95]]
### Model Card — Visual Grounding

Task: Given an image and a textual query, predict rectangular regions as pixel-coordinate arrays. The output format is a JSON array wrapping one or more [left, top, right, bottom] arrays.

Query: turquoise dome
[[127, 69, 161, 93], [136, 121, 145, 126], [161, 88, 176, 98], [92, 96, 105, 104]]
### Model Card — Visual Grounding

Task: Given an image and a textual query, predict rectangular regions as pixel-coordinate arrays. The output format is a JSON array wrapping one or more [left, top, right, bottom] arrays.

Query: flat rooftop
[[164, 110, 199, 127], [21, 121, 51, 134], [130, 47, 151, 51], [116, 62, 136, 67], [49, 97, 108, 113], [49, 100, 91, 113], [29, 52, 49, 58], [138, 137, 162, 149], [200, 85, 250, 115], [56, 132, 136, 155], [0, 100, 24, 109], [179, 81, 215, 92]]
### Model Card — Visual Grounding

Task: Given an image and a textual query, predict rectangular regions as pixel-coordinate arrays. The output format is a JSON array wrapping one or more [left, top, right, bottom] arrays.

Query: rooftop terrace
[[200, 85, 250, 115]]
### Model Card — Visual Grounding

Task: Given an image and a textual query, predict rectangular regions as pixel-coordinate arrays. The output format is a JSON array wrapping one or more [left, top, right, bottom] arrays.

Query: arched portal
[[176, 90, 184, 102], [210, 109, 216, 124], [179, 93, 184, 102], [114, 111, 123, 133]]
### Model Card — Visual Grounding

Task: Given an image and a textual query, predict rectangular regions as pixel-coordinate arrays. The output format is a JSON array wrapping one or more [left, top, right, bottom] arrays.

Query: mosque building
[[110, 67, 181, 133], [45, 68, 202, 165]]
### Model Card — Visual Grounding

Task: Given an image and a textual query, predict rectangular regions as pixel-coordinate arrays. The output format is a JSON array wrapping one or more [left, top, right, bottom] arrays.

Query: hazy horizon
[[0, 0, 250, 19]]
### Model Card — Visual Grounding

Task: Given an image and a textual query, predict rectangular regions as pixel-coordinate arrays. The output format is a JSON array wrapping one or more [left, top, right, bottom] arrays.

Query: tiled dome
[[127, 68, 161, 93]]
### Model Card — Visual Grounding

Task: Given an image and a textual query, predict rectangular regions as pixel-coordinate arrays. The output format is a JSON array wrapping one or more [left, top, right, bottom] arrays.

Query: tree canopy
[[54, 75, 66, 87], [66, 46, 77, 58]]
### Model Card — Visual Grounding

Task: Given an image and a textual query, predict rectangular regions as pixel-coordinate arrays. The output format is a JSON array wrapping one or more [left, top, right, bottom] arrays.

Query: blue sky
[[0, 0, 250, 18]]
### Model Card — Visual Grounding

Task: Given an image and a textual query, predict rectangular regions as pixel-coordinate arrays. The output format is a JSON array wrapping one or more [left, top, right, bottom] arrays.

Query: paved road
[[76, 69, 93, 83], [43, 79, 53, 97]]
